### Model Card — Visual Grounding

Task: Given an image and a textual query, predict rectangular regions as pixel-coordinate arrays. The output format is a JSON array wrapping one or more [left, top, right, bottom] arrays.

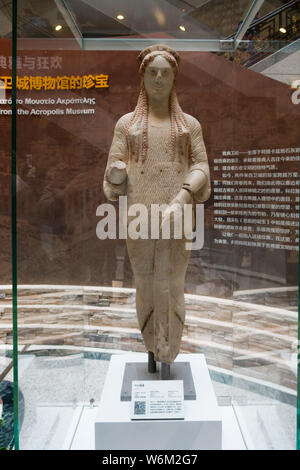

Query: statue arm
[[170, 118, 211, 208], [187, 118, 211, 203], [103, 116, 128, 201]]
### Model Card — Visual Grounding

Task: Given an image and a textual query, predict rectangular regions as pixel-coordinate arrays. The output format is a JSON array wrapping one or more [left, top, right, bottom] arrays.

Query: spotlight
[[179, 25, 186, 32], [279, 27, 286, 34], [55, 25, 62, 31], [117, 14, 125, 20]]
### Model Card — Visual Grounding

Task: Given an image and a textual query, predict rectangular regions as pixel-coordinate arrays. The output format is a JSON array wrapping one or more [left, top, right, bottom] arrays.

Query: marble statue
[[103, 45, 211, 378]]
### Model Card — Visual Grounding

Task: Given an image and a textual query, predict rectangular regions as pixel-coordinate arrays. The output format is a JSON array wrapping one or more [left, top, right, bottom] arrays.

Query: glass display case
[[0, 0, 299, 450]]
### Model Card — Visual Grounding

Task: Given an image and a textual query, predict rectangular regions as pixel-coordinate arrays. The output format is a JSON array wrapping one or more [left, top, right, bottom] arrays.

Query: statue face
[[143, 55, 174, 101]]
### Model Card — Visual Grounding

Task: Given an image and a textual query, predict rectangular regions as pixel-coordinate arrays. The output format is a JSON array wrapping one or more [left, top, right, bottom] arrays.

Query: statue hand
[[160, 200, 183, 238], [103, 179, 126, 201], [160, 189, 193, 239]]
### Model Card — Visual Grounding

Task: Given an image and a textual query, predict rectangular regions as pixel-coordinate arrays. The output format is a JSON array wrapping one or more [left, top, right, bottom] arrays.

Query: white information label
[[130, 380, 184, 420]]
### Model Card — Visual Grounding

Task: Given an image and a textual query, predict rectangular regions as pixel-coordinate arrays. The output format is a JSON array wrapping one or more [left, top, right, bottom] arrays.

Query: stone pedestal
[[95, 353, 222, 450]]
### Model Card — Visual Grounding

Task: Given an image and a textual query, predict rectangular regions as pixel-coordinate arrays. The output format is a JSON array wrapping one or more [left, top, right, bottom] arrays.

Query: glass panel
[[0, 0, 14, 449], [224, 39, 299, 450], [233, 0, 300, 66], [18, 0, 80, 39], [13, 1, 85, 450]]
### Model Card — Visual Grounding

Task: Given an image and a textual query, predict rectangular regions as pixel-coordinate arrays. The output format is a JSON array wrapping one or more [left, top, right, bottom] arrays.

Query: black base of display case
[[120, 361, 196, 401]]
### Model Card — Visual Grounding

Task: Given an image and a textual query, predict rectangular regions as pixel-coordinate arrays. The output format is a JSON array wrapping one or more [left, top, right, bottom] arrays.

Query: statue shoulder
[[183, 113, 202, 130], [115, 112, 134, 131]]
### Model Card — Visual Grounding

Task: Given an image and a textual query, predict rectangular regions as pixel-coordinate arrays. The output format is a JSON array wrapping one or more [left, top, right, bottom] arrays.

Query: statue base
[[95, 353, 222, 450], [120, 361, 196, 401]]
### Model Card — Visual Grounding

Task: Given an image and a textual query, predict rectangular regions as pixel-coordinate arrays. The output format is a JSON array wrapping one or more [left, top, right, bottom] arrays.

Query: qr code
[[134, 401, 146, 415]]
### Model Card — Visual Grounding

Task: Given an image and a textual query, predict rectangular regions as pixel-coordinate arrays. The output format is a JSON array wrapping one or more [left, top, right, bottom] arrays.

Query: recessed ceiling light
[[117, 14, 125, 20], [279, 27, 286, 34], [55, 25, 62, 31], [179, 25, 186, 32]]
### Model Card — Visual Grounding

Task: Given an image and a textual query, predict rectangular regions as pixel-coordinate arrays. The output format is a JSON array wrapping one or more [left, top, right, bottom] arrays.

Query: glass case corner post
[[11, 0, 19, 451], [298, 201, 300, 451]]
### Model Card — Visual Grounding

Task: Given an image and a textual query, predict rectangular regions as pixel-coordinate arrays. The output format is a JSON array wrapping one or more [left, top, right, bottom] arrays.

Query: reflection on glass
[[64, 0, 254, 39], [1, 0, 298, 451]]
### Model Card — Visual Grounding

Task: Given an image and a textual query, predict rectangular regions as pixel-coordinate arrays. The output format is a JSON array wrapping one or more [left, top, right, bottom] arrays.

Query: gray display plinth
[[120, 361, 196, 401], [95, 353, 222, 450]]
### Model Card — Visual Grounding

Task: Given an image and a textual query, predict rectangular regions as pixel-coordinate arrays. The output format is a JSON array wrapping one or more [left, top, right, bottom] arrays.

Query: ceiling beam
[[53, 0, 83, 48], [234, 0, 265, 47]]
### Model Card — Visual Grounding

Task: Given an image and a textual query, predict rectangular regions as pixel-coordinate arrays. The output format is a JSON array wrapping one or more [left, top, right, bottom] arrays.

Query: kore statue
[[103, 45, 211, 379]]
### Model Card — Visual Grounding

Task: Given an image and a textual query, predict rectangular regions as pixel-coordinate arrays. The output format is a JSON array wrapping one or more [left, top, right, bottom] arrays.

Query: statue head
[[138, 45, 180, 101], [143, 55, 175, 102]]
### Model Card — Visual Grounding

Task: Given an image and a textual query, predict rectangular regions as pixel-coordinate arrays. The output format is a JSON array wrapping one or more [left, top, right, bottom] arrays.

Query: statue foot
[[148, 351, 157, 373], [160, 362, 170, 380]]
